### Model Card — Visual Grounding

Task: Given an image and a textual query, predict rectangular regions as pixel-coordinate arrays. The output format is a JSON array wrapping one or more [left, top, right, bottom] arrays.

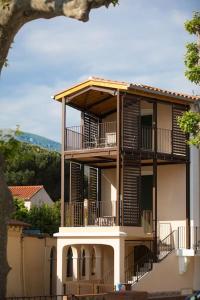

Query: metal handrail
[[65, 201, 116, 227]]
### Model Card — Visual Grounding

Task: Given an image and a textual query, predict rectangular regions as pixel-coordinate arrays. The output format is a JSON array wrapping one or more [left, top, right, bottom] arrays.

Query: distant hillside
[[1, 129, 61, 152]]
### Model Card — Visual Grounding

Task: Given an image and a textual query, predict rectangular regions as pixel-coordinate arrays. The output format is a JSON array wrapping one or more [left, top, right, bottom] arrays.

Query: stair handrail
[[125, 248, 154, 283], [158, 230, 176, 261]]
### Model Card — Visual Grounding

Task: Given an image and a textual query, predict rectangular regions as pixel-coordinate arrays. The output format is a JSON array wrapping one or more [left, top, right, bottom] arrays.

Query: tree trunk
[[0, 0, 113, 72], [0, 1, 114, 298], [0, 154, 13, 299]]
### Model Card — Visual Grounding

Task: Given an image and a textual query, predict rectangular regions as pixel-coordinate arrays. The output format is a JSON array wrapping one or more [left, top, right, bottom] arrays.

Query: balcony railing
[[65, 121, 117, 151], [65, 123, 172, 154], [177, 226, 200, 251], [65, 201, 116, 227], [141, 126, 172, 154]]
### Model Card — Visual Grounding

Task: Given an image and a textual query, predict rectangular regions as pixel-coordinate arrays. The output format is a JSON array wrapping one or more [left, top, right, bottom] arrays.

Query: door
[[141, 115, 152, 150], [141, 175, 153, 232]]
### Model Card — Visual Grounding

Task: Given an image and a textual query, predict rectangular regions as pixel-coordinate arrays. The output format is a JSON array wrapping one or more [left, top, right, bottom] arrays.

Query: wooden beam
[[153, 102, 158, 260], [101, 108, 117, 118], [116, 90, 121, 226], [61, 97, 66, 227], [66, 86, 116, 102], [86, 95, 114, 109]]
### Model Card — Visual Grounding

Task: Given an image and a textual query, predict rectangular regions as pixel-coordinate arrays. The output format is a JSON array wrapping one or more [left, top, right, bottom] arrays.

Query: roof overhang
[[53, 77, 199, 116]]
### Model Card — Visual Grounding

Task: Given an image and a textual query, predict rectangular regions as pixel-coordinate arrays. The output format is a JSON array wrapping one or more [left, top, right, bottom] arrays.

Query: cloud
[[1, 0, 200, 142]]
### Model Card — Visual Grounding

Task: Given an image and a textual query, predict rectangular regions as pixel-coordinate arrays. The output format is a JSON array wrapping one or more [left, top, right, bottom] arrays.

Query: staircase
[[125, 230, 176, 285]]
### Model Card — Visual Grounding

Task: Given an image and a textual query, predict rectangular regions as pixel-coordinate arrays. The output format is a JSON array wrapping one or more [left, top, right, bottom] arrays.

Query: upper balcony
[[64, 121, 173, 156], [65, 121, 117, 151]]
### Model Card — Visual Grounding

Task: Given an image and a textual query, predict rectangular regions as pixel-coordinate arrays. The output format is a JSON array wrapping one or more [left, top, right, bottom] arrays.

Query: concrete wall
[[101, 168, 116, 216], [133, 252, 194, 293], [157, 164, 186, 234], [7, 226, 56, 297]]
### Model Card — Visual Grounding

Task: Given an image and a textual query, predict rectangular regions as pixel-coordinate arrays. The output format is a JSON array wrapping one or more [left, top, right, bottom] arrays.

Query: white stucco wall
[[101, 168, 116, 216], [157, 164, 186, 231], [30, 188, 53, 208], [132, 251, 194, 293]]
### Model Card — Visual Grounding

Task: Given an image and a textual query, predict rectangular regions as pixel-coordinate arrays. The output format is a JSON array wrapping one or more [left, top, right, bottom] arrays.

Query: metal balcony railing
[[65, 121, 117, 151], [177, 226, 200, 251], [141, 126, 172, 154], [65, 201, 116, 227], [65, 123, 172, 154]]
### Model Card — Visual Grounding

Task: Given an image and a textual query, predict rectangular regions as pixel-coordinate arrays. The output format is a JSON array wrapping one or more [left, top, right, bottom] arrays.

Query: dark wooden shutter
[[70, 162, 83, 203], [122, 154, 141, 226], [88, 167, 98, 202], [172, 105, 187, 156], [122, 95, 140, 150], [82, 113, 99, 147], [88, 167, 98, 225]]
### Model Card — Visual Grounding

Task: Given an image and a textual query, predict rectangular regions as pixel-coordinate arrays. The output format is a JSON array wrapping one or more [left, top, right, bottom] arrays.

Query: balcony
[[65, 121, 117, 151], [65, 123, 173, 155], [65, 200, 116, 227]]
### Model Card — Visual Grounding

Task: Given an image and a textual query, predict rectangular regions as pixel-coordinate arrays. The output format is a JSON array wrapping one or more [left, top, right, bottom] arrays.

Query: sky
[[0, 0, 200, 143]]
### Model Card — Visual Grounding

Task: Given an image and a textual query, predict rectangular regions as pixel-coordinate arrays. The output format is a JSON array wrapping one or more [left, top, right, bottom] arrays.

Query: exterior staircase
[[125, 230, 176, 285]]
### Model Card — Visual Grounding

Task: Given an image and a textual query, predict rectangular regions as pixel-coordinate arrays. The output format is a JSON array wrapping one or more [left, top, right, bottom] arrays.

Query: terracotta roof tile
[[9, 185, 43, 201], [90, 76, 200, 101]]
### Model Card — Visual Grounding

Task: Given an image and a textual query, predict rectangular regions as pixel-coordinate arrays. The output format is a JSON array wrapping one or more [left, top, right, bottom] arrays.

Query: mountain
[[0, 129, 61, 152]]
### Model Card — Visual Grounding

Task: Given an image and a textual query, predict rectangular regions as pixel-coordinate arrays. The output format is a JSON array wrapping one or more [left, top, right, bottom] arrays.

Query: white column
[[56, 240, 64, 295], [72, 246, 79, 281], [113, 238, 125, 286], [84, 246, 90, 280], [94, 245, 102, 280]]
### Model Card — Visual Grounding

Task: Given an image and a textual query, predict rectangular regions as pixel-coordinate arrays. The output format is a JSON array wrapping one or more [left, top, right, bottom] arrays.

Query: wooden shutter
[[88, 167, 98, 202], [122, 95, 140, 150], [122, 154, 141, 226], [70, 162, 83, 203], [82, 113, 99, 147], [172, 105, 187, 156]]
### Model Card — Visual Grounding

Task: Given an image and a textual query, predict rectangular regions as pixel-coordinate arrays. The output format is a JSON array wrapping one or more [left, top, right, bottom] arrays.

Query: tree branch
[[0, 0, 114, 72]]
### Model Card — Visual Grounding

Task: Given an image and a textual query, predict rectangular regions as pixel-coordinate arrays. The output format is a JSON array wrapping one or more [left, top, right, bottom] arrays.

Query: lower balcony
[[65, 200, 153, 230], [65, 200, 116, 227]]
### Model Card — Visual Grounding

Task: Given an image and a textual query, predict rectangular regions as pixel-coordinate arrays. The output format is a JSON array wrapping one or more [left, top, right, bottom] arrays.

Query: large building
[[53, 77, 200, 295]]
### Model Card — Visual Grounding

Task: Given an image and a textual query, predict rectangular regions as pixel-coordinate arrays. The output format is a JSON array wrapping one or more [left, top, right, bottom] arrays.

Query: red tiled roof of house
[[9, 185, 43, 201]]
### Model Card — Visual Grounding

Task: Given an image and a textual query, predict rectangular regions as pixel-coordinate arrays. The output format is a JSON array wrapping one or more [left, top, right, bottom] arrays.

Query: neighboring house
[[7, 220, 56, 297], [9, 185, 53, 210], [53, 77, 200, 295]]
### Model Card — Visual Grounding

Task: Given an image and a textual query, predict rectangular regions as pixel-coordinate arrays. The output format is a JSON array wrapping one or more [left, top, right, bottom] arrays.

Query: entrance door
[[141, 175, 153, 233], [141, 115, 152, 150]]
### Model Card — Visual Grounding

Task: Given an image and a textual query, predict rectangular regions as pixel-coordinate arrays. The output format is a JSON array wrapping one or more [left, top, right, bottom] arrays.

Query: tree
[[178, 12, 200, 146], [3, 140, 63, 200], [184, 12, 200, 85], [0, 1, 118, 297], [12, 198, 61, 235]]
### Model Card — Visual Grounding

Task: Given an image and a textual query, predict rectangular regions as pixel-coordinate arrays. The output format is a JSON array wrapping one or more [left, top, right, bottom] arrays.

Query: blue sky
[[0, 0, 199, 142]]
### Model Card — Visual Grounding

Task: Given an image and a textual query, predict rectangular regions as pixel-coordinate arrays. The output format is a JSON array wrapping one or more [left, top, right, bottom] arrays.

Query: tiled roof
[[9, 185, 43, 201], [90, 76, 200, 101]]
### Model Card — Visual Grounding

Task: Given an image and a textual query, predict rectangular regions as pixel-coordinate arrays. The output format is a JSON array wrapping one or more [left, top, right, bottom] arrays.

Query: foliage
[[27, 202, 60, 235], [184, 12, 200, 84], [12, 197, 29, 220], [0, 139, 66, 200], [185, 12, 200, 34], [0, 130, 20, 166], [178, 111, 200, 147], [12, 198, 61, 235]]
